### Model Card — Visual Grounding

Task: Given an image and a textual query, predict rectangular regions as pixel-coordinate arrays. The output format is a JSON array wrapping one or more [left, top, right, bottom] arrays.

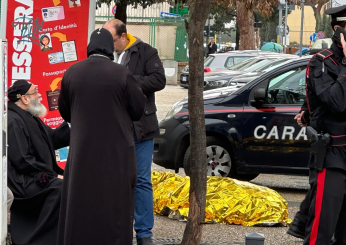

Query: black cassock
[[8, 102, 70, 245], [57, 55, 146, 245]]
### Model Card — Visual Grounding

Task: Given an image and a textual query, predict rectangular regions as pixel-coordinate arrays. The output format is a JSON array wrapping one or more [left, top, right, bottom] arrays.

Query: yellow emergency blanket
[[152, 171, 291, 226]]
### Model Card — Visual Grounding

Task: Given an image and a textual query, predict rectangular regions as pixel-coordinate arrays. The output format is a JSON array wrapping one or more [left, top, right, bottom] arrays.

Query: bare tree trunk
[[316, 0, 328, 15], [307, 0, 328, 21], [181, 0, 211, 244], [114, 0, 127, 24], [236, 0, 255, 50], [306, 2, 318, 19]]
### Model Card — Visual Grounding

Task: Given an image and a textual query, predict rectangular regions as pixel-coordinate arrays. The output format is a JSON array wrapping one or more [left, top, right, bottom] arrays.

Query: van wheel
[[183, 136, 259, 181]]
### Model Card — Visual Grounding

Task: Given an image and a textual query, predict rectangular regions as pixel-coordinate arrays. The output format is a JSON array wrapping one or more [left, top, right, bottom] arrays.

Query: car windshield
[[235, 59, 265, 71], [204, 56, 215, 67], [225, 56, 253, 68], [242, 59, 274, 72], [228, 58, 256, 70], [268, 68, 306, 93], [256, 59, 289, 72]]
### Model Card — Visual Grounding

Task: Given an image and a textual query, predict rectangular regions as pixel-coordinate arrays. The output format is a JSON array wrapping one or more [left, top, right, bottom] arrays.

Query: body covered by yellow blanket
[[152, 171, 291, 226]]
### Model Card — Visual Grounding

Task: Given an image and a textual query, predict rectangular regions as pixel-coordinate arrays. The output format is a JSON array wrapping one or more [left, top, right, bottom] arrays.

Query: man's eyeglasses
[[113, 36, 120, 42], [25, 90, 38, 96]]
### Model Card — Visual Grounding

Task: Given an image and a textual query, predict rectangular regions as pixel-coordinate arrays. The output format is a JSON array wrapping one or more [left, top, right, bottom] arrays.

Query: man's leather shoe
[[287, 217, 305, 239], [137, 237, 155, 245]]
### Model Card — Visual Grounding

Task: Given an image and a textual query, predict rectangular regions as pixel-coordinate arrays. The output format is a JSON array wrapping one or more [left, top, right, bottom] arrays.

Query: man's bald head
[[103, 19, 127, 37], [103, 19, 129, 54]]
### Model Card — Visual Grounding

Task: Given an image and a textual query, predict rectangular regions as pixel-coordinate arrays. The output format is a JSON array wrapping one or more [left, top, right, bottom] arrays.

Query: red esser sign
[[6, 0, 93, 127]]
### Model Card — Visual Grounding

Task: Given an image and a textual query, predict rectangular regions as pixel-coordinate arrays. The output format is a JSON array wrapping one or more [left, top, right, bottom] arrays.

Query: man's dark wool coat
[[8, 102, 70, 245], [57, 28, 146, 245]]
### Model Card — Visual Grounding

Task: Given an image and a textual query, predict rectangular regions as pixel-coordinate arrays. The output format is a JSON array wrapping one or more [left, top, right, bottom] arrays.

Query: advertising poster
[[6, 0, 91, 128]]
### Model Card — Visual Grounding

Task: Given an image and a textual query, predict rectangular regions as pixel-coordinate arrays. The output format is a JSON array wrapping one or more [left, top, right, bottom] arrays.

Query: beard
[[27, 98, 47, 117]]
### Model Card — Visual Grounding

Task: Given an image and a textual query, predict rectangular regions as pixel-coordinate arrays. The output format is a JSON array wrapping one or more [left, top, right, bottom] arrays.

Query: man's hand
[[294, 111, 307, 127], [58, 175, 64, 179], [341, 33, 346, 57]]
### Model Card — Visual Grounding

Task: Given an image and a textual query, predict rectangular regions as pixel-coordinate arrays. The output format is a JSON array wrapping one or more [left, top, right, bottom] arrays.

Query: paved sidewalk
[[151, 85, 305, 245]]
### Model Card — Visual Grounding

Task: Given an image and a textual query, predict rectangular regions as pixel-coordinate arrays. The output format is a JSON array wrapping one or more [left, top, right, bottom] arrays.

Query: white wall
[[96, 2, 171, 18]]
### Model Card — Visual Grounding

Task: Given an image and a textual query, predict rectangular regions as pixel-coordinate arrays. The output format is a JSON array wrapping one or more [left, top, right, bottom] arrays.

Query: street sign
[[160, 12, 181, 18], [276, 24, 289, 35], [203, 26, 215, 37], [310, 33, 318, 42], [112, 5, 117, 15], [318, 31, 325, 39]]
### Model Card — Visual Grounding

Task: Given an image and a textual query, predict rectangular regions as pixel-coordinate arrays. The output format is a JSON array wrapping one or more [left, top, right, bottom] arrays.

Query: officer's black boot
[[287, 212, 308, 239]]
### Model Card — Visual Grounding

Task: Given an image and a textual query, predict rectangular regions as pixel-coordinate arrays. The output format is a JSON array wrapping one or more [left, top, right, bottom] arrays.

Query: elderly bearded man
[[7, 79, 70, 245]]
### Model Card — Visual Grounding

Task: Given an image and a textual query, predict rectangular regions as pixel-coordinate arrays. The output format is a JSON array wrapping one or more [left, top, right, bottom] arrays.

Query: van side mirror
[[251, 87, 266, 106]]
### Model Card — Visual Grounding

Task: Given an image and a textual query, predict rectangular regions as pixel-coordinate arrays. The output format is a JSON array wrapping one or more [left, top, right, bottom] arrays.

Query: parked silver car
[[180, 51, 288, 88]]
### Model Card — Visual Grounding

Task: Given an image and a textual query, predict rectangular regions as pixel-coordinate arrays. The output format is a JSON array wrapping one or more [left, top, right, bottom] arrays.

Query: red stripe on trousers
[[309, 169, 326, 245]]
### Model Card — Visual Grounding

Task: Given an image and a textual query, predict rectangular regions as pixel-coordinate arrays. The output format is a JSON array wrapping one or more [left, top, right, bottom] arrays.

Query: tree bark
[[114, 0, 127, 24], [316, 0, 328, 15], [306, 0, 328, 21], [236, 0, 255, 50], [181, 0, 211, 244]]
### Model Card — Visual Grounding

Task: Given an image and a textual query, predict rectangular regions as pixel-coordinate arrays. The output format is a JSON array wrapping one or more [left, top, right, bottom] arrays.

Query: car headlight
[[163, 103, 184, 121], [208, 80, 229, 87]]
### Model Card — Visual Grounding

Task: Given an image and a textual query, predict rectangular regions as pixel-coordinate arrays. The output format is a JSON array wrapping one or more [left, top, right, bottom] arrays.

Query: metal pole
[[208, 17, 210, 41], [0, 0, 8, 39], [299, 0, 305, 57], [88, 0, 96, 43], [284, 1, 288, 53], [279, 7, 283, 44]]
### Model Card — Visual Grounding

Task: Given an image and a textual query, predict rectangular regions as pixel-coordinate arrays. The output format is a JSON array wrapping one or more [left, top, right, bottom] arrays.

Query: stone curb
[[133, 238, 244, 245]]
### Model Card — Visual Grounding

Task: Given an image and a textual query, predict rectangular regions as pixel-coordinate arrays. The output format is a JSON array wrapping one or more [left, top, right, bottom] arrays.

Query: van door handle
[[227, 114, 236, 118]]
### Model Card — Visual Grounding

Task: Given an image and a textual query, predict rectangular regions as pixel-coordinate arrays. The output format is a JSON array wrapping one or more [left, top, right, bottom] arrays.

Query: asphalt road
[[150, 85, 309, 245]]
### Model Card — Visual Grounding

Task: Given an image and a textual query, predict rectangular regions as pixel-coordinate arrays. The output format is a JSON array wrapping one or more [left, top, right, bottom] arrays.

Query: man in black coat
[[103, 19, 166, 245], [7, 79, 70, 245], [57, 28, 146, 245]]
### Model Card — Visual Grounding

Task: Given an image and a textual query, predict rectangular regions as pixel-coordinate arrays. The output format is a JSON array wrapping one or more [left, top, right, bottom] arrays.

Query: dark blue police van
[[153, 57, 311, 181]]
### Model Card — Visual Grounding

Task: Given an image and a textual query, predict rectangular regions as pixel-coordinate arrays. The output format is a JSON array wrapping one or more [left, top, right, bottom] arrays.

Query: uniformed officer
[[294, 5, 346, 245]]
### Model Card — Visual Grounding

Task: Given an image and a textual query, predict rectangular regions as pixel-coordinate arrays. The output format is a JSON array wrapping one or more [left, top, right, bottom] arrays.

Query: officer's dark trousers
[[295, 188, 311, 225], [304, 168, 346, 245]]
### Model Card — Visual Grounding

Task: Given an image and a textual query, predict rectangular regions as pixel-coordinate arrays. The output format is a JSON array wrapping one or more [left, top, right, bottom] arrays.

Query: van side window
[[225, 58, 234, 68], [266, 67, 306, 105]]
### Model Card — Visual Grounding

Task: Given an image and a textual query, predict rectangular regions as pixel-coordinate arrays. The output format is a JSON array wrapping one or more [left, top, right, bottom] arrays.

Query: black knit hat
[[87, 28, 115, 60], [8, 80, 32, 102]]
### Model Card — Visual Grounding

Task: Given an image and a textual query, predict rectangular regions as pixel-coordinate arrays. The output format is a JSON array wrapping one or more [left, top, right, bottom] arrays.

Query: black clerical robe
[[8, 102, 70, 245], [57, 54, 146, 245]]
